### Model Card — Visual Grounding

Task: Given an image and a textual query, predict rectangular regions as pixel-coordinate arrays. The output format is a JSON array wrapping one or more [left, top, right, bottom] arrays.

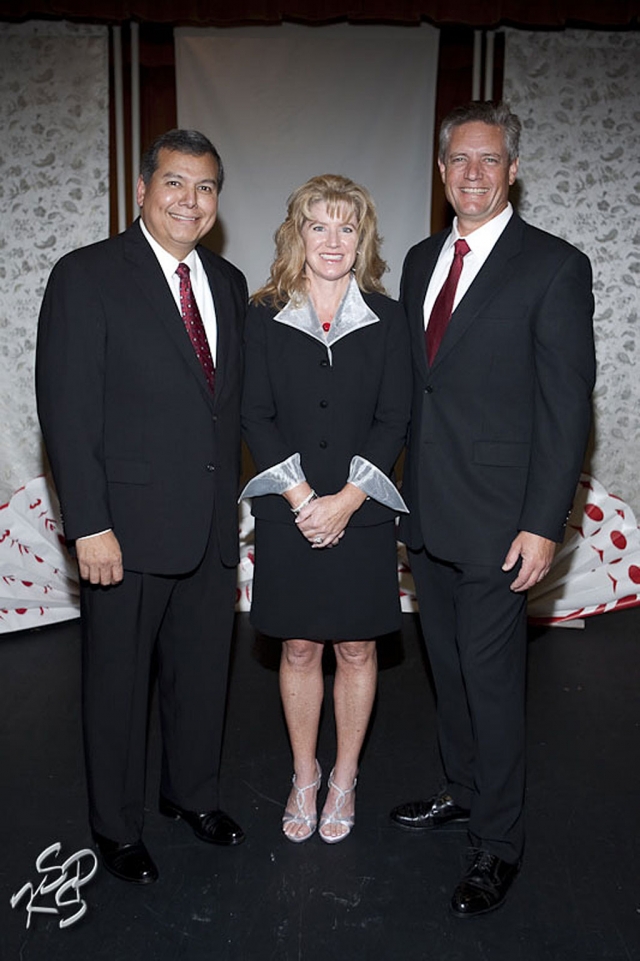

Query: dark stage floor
[[2, 609, 639, 961]]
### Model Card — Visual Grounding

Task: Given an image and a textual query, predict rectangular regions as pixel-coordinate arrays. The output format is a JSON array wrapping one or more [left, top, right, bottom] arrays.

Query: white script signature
[[10, 842, 98, 929]]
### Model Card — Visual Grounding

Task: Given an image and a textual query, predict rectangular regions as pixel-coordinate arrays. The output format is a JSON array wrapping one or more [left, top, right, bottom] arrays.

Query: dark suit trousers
[[80, 523, 237, 842], [409, 546, 527, 864]]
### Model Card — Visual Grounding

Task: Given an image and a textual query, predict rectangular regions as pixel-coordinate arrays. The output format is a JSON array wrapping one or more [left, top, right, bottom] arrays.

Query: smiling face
[[136, 147, 219, 259], [301, 201, 359, 291], [438, 121, 519, 236]]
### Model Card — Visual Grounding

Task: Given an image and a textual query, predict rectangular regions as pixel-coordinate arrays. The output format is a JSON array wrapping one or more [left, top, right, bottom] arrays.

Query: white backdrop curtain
[[0, 20, 109, 503], [503, 27, 640, 516], [175, 23, 438, 618], [174, 23, 439, 298]]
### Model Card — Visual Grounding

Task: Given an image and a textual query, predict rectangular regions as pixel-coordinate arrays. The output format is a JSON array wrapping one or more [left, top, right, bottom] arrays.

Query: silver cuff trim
[[347, 455, 409, 513], [238, 452, 306, 501]]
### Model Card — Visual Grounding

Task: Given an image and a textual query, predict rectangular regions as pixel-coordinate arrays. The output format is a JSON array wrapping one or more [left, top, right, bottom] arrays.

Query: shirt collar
[[139, 217, 199, 283], [274, 275, 379, 364], [450, 202, 513, 257]]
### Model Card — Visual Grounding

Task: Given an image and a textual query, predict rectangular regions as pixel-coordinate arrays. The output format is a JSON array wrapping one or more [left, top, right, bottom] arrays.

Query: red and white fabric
[[527, 473, 640, 624], [0, 476, 79, 632], [2, 473, 639, 633]]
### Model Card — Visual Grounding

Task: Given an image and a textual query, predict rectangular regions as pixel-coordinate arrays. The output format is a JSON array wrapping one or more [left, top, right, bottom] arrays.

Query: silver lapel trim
[[274, 276, 380, 365]]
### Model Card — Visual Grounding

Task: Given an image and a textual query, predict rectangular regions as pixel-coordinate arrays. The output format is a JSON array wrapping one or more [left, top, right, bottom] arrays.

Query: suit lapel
[[123, 222, 215, 409], [430, 214, 525, 371], [407, 233, 448, 381], [200, 250, 235, 407]]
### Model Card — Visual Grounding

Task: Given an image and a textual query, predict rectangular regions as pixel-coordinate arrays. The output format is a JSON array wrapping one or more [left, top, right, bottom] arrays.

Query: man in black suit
[[390, 102, 596, 915], [36, 129, 247, 884]]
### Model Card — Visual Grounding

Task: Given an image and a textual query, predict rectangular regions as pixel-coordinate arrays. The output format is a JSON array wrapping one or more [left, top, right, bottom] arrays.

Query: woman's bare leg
[[279, 638, 324, 840], [320, 639, 377, 840]]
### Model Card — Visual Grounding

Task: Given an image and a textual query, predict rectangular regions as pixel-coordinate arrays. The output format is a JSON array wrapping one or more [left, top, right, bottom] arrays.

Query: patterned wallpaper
[[1, 26, 638, 511], [504, 28, 640, 514], [0, 20, 109, 502]]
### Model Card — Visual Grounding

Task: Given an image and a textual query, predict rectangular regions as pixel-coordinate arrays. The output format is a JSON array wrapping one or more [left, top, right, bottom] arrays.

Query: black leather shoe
[[159, 796, 245, 846], [450, 848, 520, 917], [93, 832, 158, 884], [390, 793, 470, 830]]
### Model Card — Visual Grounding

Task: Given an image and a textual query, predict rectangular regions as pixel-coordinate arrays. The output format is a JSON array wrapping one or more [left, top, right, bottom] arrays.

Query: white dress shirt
[[423, 203, 513, 329], [140, 218, 218, 363]]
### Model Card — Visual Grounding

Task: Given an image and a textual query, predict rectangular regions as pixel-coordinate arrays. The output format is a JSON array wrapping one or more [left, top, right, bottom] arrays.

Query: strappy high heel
[[318, 768, 357, 844], [282, 760, 322, 843]]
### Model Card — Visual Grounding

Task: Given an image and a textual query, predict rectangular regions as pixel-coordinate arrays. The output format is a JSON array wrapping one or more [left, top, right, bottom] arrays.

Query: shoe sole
[[318, 827, 353, 844], [390, 816, 470, 832], [282, 819, 317, 843], [450, 897, 508, 918]]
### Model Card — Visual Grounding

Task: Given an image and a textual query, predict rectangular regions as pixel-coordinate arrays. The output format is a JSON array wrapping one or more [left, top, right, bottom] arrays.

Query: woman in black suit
[[241, 175, 411, 843]]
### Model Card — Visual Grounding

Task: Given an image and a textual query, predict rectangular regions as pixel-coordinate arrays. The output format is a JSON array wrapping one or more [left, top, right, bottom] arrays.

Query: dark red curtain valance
[[5, 0, 640, 27]]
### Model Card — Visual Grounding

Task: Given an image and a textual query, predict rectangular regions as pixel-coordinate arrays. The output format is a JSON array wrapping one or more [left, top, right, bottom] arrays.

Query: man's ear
[[135, 175, 146, 209]]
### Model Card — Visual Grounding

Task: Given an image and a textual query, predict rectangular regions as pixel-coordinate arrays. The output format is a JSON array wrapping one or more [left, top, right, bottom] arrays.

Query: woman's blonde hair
[[252, 174, 387, 306]]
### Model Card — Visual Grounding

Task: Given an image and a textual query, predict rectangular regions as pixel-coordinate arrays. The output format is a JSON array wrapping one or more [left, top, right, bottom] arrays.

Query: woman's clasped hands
[[295, 484, 367, 549]]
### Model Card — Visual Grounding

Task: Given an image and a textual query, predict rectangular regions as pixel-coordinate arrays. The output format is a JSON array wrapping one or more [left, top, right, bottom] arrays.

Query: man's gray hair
[[439, 101, 522, 164]]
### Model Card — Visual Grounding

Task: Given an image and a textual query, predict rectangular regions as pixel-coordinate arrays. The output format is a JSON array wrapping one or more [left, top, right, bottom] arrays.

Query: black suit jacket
[[242, 291, 411, 527], [399, 213, 596, 566], [36, 220, 247, 573]]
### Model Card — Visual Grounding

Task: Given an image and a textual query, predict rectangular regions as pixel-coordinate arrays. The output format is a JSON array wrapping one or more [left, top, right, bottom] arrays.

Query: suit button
[[319, 400, 328, 408], [320, 359, 329, 367], [319, 440, 328, 449], [206, 463, 215, 472], [212, 414, 218, 422], [425, 386, 433, 394]]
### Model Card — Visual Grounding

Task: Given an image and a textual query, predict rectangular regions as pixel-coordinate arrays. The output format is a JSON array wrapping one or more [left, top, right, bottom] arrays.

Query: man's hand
[[502, 531, 556, 592], [76, 531, 124, 586], [295, 484, 367, 548]]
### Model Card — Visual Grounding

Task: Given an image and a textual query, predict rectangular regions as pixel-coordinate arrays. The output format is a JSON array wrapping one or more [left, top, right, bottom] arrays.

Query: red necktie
[[176, 262, 215, 393], [425, 238, 471, 365]]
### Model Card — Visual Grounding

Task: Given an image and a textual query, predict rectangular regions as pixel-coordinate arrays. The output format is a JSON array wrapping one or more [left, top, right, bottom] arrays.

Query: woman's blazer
[[242, 290, 411, 527]]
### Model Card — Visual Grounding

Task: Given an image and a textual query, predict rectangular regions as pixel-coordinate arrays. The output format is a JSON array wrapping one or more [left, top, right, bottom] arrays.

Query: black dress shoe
[[390, 793, 470, 830], [93, 832, 158, 885], [450, 848, 520, 917], [159, 796, 245, 846]]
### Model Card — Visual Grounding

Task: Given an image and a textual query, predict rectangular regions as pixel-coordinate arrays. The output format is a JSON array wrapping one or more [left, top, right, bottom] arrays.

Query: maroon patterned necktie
[[425, 238, 471, 365], [176, 262, 215, 393]]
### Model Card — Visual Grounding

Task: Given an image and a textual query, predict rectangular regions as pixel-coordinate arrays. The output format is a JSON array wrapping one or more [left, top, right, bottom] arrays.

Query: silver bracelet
[[291, 490, 318, 515]]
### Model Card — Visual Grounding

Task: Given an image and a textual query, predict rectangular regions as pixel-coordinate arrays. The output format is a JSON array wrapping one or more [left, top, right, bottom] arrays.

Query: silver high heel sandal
[[282, 760, 322, 843], [318, 768, 357, 844]]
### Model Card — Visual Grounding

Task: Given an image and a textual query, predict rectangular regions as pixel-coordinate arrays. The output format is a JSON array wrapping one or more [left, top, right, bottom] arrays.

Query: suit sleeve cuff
[[76, 528, 113, 541]]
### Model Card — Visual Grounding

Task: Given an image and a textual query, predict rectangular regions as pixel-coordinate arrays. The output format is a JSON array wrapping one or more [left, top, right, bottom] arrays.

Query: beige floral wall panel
[[0, 21, 108, 502], [503, 28, 640, 514]]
